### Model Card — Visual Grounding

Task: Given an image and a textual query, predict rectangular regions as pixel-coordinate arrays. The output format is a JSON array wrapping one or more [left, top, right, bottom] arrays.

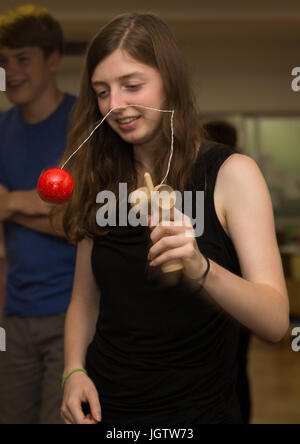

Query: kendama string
[[60, 105, 175, 186]]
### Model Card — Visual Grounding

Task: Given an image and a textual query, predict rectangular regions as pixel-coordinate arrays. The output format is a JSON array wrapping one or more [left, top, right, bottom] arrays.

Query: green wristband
[[62, 368, 88, 390]]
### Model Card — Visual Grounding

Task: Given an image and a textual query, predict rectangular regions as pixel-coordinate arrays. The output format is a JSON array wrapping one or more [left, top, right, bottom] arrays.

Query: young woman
[[57, 13, 289, 425]]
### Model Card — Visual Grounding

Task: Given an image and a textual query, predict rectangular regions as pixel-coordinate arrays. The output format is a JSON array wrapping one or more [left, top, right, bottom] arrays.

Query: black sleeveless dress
[[85, 142, 244, 424]]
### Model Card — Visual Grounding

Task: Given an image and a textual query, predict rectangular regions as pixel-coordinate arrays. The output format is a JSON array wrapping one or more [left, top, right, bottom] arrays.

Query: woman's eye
[[127, 85, 140, 89], [97, 85, 141, 98]]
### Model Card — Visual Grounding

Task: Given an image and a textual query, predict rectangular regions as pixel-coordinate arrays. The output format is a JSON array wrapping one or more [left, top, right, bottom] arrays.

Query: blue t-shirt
[[0, 93, 77, 316]]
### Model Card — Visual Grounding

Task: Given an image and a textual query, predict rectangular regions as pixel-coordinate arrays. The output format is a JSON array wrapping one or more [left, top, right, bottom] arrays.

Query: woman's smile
[[117, 115, 142, 130]]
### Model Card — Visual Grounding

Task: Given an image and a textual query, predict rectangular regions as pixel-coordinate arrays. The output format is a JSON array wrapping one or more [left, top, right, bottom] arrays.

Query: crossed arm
[[0, 183, 65, 238]]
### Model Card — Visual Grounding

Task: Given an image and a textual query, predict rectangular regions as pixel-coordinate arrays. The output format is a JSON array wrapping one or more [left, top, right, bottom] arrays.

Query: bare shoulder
[[216, 152, 266, 211], [218, 152, 259, 179], [214, 153, 259, 238]]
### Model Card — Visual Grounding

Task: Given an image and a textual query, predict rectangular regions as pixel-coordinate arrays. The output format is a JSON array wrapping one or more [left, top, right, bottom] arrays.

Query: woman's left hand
[[147, 207, 206, 282]]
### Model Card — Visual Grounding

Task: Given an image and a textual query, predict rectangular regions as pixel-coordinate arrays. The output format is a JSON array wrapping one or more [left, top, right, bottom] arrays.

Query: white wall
[[57, 42, 300, 114]]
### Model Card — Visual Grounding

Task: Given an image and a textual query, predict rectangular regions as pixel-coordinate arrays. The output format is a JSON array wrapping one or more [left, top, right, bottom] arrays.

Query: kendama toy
[[130, 172, 183, 287], [36, 104, 175, 205]]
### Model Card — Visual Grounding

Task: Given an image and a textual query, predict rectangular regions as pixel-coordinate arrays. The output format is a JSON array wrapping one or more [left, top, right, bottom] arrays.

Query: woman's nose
[[108, 90, 127, 114]]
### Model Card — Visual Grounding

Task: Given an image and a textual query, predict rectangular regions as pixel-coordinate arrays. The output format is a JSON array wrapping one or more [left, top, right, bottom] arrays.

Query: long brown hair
[[51, 13, 204, 245]]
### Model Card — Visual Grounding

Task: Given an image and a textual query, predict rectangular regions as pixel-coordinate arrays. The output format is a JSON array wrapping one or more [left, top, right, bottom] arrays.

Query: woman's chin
[[120, 131, 147, 145]]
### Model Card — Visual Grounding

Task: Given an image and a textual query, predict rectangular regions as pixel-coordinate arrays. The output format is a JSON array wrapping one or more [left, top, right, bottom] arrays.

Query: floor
[[0, 258, 6, 322], [248, 328, 300, 424]]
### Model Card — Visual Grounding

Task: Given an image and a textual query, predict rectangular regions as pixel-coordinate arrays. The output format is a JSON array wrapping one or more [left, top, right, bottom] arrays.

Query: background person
[[203, 120, 239, 150], [0, 5, 77, 424]]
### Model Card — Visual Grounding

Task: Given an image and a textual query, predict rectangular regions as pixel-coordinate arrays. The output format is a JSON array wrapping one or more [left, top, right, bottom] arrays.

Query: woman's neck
[[134, 139, 202, 188]]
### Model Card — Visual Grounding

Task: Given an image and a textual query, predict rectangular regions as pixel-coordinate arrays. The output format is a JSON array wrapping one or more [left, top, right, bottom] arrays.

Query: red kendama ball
[[37, 168, 74, 204]]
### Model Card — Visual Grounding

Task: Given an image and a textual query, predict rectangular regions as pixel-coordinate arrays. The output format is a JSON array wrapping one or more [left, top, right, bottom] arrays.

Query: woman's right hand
[[60, 372, 102, 424]]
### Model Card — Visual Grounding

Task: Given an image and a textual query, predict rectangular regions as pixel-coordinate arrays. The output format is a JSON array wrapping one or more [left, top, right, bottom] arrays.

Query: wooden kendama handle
[[144, 172, 183, 276]]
